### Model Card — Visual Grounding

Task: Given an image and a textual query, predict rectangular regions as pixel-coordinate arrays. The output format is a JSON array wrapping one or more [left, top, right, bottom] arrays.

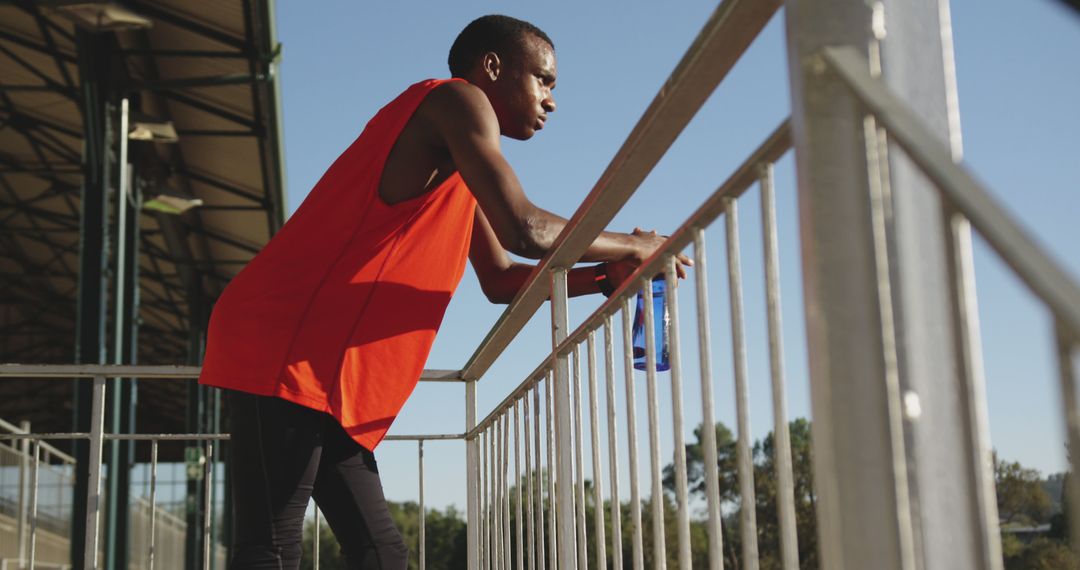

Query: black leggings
[[227, 390, 408, 569]]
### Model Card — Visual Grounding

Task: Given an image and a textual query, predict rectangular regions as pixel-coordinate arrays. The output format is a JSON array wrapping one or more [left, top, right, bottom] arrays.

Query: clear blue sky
[[276, 1, 1080, 511]]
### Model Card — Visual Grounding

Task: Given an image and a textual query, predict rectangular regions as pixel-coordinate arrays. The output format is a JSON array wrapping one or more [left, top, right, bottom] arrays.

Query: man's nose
[[543, 94, 556, 113]]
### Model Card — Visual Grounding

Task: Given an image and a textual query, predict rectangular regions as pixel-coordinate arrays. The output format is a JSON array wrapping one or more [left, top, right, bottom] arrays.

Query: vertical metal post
[[621, 299, 645, 570], [724, 198, 759, 570], [692, 229, 723, 570], [550, 268, 577, 570], [603, 317, 624, 570], [314, 506, 321, 570], [1056, 323, 1080, 557], [759, 164, 800, 570], [571, 346, 588, 569], [85, 375, 107, 570], [533, 385, 546, 570], [641, 278, 667, 570], [467, 380, 479, 570], [74, 29, 111, 570], [784, 0, 991, 566], [664, 258, 692, 570], [545, 373, 558, 570], [17, 421, 30, 566], [503, 414, 512, 570], [514, 402, 524, 570], [28, 440, 40, 570], [419, 441, 425, 570], [483, 429, 490, 570], [149, 440, 158, 570], [586, 331, 607, 569], [105, 97, 132, 570], [203, 442, 214, 570], [524, 393, 536, 570]]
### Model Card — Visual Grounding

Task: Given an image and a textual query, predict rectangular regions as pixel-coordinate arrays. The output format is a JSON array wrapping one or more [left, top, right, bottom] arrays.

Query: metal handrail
[[459, 0, 784, 382], [468, 119, 792, 437], [0, 363, 463, 382]]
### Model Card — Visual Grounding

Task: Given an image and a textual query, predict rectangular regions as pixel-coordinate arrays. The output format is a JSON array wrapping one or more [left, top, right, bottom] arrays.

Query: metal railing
[[2, 0, 1079, 568]]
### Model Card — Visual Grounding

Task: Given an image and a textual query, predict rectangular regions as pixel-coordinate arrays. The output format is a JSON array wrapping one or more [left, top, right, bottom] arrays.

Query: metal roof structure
[[0, 0, 286, 434]]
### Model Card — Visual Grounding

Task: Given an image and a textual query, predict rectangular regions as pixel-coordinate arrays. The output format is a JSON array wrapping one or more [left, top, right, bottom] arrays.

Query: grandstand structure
[[0, 0, 284, 568]]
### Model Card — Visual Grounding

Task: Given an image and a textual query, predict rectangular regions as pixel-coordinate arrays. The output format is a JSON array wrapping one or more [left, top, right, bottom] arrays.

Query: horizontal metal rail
[[468, 119, 791, 437], [821, 45, 1080, 336], [459, 0, 784, 382], [0, 363, 464, 382]]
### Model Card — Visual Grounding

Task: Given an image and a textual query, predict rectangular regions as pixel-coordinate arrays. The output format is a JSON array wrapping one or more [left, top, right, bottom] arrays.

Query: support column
[[73, 28, 112, 570], [784, 0, 1000, 569]]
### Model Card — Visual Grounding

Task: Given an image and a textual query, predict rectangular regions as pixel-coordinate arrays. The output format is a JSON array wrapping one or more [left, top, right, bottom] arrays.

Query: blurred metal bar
[[28, 440, 40, 570], [693, 229, 724, 570], [759, 163, 799, 570], [572, 345, 589, 569], [203, 442, 214, 570], [641, 278, 668, 569], [1057, 324, 1080, 556], [817, 43, 1066, 568], [419, 441, 426, 570], [622, 299, 645, 570], [725, 198, 759, 568], [587, 331, 608, 569], [459, 0, 783, 384], [603, 317, 624, 570], [149, 440, 158, 570], [820, 45, 1080, 336], [515, 401, 524, 570], [550, 268, 577, 569], [944, 206, 1003, 566], [664, 258, 692, 570], [85, 374, 106, 570]]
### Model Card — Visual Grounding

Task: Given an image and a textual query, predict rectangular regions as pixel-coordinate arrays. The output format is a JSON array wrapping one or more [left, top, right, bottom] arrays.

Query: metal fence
[[2, 0, 1079, 568]]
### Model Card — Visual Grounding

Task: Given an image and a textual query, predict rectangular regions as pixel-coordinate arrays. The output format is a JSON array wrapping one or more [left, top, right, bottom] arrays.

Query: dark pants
[[227, 391, 408, 569]]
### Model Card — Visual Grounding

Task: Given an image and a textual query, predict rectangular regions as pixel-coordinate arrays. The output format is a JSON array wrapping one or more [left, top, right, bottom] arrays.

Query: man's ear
[[481, 52, 501, 82]]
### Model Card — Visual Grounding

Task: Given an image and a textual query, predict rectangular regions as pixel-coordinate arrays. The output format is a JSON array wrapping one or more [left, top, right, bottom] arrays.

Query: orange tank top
[[199, 78, 476, 450]]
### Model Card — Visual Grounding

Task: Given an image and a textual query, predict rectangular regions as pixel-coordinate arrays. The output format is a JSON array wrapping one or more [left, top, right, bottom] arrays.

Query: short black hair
[[448, 15, 553, 78]]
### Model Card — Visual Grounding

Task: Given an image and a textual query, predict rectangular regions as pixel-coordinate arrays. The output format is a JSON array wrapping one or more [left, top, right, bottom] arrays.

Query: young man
[[199, 14, 691, 569]]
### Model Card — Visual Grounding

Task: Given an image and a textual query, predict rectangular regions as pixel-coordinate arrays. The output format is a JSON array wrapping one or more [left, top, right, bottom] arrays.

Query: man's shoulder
[[418, 79, 496, 129]]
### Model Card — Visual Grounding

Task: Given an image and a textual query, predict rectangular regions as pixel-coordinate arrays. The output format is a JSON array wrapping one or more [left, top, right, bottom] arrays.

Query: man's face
[[489, 34, 557, 141]]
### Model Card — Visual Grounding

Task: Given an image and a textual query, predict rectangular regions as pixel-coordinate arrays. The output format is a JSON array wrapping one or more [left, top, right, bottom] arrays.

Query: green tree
[[300, 501, 467, 570], [663, 419, 819, 569], [995, 453, 1053, 526]]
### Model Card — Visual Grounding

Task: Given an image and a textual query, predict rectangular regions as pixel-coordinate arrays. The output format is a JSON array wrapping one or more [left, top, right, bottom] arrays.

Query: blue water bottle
[[632, 275, 670, 371]]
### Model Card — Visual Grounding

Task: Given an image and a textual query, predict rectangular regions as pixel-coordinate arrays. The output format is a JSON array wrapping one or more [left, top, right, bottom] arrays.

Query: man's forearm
[[522, 209, 640, 263], [486, 262, 612, 304]]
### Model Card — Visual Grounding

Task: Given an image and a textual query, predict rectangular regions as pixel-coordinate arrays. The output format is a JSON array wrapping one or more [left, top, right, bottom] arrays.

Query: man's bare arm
[[425, 81, 663, 263]]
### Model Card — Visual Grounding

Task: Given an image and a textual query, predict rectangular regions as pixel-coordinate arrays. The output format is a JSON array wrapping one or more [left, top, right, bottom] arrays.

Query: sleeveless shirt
[[199, 79, 477, 451]]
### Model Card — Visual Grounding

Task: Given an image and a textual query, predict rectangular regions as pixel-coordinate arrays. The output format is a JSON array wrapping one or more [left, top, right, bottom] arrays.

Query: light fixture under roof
[[143, 187, 203, 215], [51, 3, 152, 32], [128, 118, 179, 143]]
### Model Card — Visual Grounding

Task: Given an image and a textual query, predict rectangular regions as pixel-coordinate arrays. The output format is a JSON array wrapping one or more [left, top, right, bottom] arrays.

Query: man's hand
[[607, 228, 693, 290]]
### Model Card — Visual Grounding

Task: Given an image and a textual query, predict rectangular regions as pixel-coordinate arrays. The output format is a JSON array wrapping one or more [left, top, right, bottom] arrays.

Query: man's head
[[448, 15, 557, 140]]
